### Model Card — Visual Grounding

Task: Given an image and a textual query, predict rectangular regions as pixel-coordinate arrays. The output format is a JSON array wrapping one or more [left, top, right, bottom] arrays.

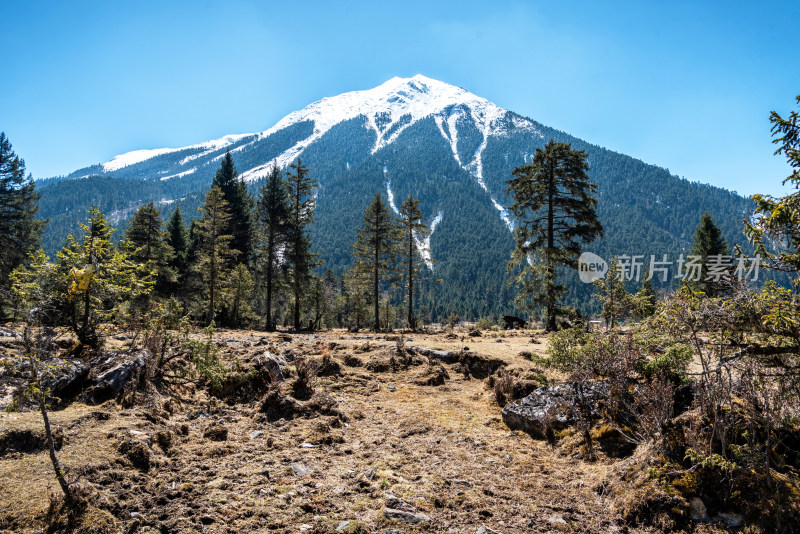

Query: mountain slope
[[37, 75, 755, 319]]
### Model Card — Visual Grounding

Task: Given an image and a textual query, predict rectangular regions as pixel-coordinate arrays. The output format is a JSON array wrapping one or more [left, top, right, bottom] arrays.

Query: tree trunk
[[373, 247, 380, 332], [266, 236, 274, 331], [40, 394, 72, 503], [407, 228, 414, 330], [546, 162, 557, 332]]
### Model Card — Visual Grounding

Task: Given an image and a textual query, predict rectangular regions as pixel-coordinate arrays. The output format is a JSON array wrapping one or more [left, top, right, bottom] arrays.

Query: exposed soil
[[0, 326, 758, 533]]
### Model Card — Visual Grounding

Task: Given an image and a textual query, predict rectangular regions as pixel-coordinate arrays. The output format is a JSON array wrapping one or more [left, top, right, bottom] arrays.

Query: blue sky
[[1, 0, 798, 196]]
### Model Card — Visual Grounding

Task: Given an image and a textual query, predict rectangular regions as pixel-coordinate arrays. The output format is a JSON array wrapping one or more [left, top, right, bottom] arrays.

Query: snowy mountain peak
[[97, 76, 538, 185], [237, 75, 536, 180]]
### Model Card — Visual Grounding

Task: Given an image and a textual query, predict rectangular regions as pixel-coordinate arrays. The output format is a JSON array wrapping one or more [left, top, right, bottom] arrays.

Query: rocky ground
[[0, 326, 773, 533]]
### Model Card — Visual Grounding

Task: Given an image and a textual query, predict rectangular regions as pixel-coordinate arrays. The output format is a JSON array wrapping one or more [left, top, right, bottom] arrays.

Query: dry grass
[[0, 327, 660, 533]]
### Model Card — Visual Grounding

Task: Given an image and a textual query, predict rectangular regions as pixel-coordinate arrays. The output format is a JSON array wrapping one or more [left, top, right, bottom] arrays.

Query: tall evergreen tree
[[166, 204, 189, 285], [507, 140, 603, 331], [593, 257, 630, 329], [352, 193, 399, 331], [226, 263, 254, 327], [344, 265, 371, 331], [689, 212, 729, 296], [398, 195, 428, 329], [255, 163, 290, 330], [746, 95, 800, 286], [212, 150, 253, 263], [285, 158, 319, 330], [192, 186, 235, 325], [124, 202, 175, 294], [632, 272, 658, 320], [0, 132, 46, 315]]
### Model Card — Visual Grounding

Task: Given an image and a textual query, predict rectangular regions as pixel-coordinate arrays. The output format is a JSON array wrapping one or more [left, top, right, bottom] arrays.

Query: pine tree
[[344, 266, 371, 331], [255, 163, 290, 330], [593, 257, 630, 329], [285, 158, 319, 330], [352, 193, 400, 331], [0, 132, 47, 316], [124, 202, 175, 295], [225, 263, 254, 327], [55, 208, 152, 347], [192, 186, 235, 325], [166, 204, 189, 284], [398, 195, 428, 330], [507, 140, 603, 331], [746, 95, 800, 286], [689, 212, 729, 296], [212, 150, 253, 263], [632, 272, 658, 320]]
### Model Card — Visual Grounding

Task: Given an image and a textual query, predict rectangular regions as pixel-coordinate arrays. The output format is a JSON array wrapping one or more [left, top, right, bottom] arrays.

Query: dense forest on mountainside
[[35, 76, 756, 321]]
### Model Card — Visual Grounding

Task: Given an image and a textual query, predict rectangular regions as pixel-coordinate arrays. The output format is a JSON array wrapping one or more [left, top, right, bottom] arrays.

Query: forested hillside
[[35, 77, 755, 320]]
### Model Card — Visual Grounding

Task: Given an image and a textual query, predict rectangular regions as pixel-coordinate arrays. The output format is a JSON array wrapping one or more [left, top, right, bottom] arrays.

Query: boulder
[[502, 381, 608, 438], [84, 351, 148, 404], [409, 347, 505, 377], [384, 508, 430, 525], [258, 352, 289, 380], [45, 359, 90, 401]]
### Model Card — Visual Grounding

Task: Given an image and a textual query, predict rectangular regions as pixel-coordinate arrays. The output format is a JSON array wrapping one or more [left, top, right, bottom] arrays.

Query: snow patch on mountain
[[102, 148, 182, 172], [491, 198, 514, 231], [385, 176, 398, 213], [385, 177, 440, 270], [418, 211, 443, 270], [160, 167, 197, 181], [102, 134, 253, 172]]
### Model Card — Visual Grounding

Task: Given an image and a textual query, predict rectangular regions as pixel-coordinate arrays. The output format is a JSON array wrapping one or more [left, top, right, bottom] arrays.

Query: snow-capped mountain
[[101, 75, 532, 177], [84, 75, 534, 233], [41, 75, 753, 318]]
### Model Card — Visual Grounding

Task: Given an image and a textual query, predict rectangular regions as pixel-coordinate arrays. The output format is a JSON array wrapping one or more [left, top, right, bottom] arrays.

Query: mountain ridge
[[37, 75, 755, 319]]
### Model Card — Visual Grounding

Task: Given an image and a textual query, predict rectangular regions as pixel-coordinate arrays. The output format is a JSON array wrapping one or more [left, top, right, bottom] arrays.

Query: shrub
[[475, 317, 496, 330], [544, 327, 591, 371], [493, 369, 515, 407], [292, 356, 318, 399], [638, 344, 692, 384]]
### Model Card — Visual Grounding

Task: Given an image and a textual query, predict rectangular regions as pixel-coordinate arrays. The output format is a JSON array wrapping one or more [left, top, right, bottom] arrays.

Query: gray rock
[[410, 346, 460, 363], [384, 508, 430, 524], [547, 514, 568, 526], [689, 497, 709, 522], [259, 351, 289, 380], [385, 494, 412, 510], [715, 511, 743, 527], [291, 462, 313, 476], [84, 351, 148, 404], [44, 359, 90, 400], [383, 530, 406, 534], [450, 479, 472, 487], [249, 430, 263, 439], [365, 466, 377, 481], [336, 520, 351, 531], [0, 327, 20, 338], [501, 381, 608, 438]]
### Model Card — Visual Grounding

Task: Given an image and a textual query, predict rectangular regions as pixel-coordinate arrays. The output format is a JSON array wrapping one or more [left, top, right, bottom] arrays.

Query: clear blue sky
[[2, 0, 798, 196]]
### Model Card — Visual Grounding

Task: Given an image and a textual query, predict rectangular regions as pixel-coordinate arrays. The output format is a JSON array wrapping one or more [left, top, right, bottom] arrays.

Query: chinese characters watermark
[[577, 252, 761, 284]]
